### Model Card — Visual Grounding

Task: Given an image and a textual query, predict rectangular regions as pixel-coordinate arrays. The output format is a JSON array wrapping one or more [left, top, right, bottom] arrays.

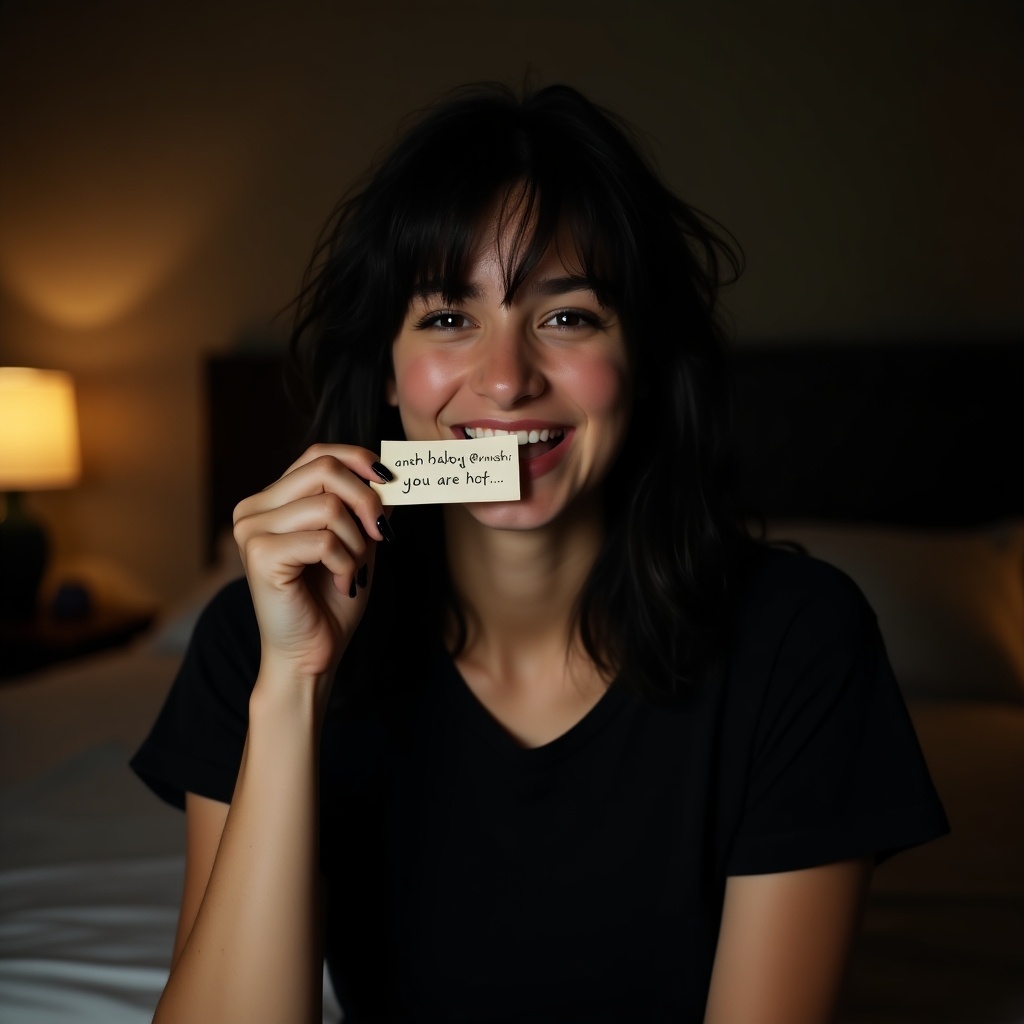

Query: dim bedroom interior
[[0, 340, 1021, 1023]]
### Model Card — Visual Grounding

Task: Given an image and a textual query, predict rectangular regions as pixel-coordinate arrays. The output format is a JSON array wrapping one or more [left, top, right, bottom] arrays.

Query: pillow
[[764, 520, 1024, 703], [144, 532, 244, 655]]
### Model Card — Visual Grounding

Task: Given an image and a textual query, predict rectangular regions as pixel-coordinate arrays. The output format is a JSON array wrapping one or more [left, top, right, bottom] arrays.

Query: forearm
[[154, 675, 329, 1024]]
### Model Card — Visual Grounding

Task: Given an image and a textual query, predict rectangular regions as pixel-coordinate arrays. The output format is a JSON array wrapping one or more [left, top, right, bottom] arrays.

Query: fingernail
[[376, 514, 395, 542], [357, 563, 368, 588], [348, 579, 357, 598], [372, 461, 394, 482]]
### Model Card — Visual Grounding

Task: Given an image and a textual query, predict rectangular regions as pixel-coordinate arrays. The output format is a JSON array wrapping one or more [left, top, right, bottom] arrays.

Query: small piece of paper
[[370, 437, 521, 505]]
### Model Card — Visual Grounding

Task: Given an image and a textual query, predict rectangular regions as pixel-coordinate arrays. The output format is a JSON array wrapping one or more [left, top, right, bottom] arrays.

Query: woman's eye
[[542, 310, 600, 329], [416, 311, 472, 331]]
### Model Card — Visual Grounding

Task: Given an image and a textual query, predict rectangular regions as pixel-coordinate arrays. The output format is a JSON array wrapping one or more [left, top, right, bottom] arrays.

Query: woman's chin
[[455, 482, 600, 533], [457, 498, 559, 532]]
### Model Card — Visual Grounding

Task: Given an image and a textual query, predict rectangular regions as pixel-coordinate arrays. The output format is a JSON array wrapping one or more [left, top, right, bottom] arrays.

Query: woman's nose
[[470, 326, 545, 408]]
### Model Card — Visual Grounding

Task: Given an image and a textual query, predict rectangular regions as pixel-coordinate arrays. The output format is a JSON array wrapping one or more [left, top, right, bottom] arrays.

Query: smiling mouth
[[461, 425, 568, 460]]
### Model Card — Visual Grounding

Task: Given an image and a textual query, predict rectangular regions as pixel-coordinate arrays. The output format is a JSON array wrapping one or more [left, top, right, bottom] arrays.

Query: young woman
[[132, 83, 948, 1023]]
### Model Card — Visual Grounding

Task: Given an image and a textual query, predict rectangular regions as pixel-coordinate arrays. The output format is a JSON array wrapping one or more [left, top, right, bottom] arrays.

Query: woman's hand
[[232, 444, 393, 685]]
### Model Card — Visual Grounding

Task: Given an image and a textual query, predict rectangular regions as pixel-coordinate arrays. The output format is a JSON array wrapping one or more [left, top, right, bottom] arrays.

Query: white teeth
[[464, 426, 565, 444]]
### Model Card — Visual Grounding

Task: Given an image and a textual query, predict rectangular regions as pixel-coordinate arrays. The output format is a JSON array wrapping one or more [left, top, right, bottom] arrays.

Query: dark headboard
[[204, 354, 306, 562], [204, 342, 1023, 560], [730, 342, 1023, 528]]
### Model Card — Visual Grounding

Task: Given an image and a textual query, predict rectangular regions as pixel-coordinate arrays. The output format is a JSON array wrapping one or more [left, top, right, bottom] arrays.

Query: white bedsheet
[[0, 856, 342, 1024], [0, 856, 182, 1023], [0, 642, 344, 1023]]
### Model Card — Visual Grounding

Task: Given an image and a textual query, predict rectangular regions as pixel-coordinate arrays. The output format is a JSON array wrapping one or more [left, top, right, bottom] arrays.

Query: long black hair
[[289, 82, 747, 705]]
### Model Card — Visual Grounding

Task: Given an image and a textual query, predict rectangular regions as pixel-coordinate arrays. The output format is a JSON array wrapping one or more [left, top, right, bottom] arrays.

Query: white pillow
[[764, 520, 1024, 703]]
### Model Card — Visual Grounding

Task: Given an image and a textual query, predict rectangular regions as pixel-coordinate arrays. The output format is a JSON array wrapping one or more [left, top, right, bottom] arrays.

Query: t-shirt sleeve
[[130, 577, 260, 809], [725, 558, 950, 875]]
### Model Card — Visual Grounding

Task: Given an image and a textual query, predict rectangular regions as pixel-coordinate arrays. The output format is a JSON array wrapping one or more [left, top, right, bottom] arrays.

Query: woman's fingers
[[242, 529, 367, 597], [234, 491, 369, 567], [230, 444, 394, 676], [242, 528, 376, 680], [235, 447, 392, 544]]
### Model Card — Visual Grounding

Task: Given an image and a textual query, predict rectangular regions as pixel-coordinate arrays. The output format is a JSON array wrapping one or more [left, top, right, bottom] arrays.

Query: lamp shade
[[0, 367, 81, 491]]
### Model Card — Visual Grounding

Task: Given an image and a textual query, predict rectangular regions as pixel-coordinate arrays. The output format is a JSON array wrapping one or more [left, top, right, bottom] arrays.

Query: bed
[[1, 341, 1021, 1023]]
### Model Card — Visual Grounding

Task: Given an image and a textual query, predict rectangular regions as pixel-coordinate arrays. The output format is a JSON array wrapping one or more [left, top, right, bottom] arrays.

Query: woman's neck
[[442, 499, 604, 681]]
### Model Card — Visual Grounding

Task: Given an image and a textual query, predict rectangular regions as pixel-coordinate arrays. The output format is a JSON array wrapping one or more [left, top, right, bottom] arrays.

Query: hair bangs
[[380, 112, 641, 317], [484, 152, 645, 317]]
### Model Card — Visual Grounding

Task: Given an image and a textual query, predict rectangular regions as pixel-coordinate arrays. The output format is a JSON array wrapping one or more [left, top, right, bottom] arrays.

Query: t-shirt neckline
[[437, 651, 628, 767]]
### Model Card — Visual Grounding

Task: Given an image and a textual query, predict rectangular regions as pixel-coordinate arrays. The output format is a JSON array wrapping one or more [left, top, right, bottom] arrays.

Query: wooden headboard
[[204, 342, 1023, 560]]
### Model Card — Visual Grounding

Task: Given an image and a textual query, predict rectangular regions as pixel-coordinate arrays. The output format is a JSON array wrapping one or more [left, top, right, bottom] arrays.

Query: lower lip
[[519, 429, 574, 481]]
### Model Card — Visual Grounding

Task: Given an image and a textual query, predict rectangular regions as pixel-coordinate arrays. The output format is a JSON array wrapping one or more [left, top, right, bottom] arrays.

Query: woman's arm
[[156, 682, 327, 1023], [703, 857, 873, 1024], [152, 445, 391, 1024], [170, 792, 229, 969]]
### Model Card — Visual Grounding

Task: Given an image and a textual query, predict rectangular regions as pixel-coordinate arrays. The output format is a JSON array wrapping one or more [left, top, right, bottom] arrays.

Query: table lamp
[[0, 367, 81, 620]]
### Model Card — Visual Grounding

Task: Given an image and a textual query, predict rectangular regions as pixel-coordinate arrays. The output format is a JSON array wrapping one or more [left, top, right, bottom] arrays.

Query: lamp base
[[0, 492, 48, 621]]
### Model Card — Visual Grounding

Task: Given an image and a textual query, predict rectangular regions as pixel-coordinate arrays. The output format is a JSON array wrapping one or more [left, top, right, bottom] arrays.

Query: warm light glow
[[0, 368, 81, 490], [0, 116, 257, 329]]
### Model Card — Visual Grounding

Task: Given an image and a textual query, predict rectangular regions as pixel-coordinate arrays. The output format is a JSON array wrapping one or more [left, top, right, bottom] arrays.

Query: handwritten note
[[370, 437, 521, 505]]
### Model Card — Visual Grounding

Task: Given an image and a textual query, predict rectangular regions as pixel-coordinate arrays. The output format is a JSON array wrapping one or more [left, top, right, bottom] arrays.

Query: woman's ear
[[385, 375, 398, 407]]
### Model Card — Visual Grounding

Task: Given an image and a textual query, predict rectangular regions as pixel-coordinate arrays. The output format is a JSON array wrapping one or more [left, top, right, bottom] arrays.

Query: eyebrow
[[411, 274, 600, 304], [527, 274, 597, 298], [412, 280, 481, 303]]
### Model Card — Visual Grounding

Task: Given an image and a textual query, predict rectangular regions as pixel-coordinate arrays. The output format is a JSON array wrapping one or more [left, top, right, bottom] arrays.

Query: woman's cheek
[[562, 352, 632, 418], [393, 349, 463, 435]]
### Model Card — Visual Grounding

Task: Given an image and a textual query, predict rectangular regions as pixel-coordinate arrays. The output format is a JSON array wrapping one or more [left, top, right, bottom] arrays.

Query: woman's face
[[387, 222, 632, 531]]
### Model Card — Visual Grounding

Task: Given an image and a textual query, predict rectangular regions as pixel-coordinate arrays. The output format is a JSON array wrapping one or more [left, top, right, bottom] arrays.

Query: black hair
[[289, 82, 748, 705]]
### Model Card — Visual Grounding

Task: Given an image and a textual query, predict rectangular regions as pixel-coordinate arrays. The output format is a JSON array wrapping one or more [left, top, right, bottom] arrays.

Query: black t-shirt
[[131, 547, 949, 1022]]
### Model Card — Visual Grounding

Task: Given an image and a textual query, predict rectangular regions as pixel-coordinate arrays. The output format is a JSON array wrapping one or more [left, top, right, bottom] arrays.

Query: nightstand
[[0, 607, 156, 681]]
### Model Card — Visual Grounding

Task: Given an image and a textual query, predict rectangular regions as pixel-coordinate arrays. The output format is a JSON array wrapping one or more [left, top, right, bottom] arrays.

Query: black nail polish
[[372, 461, 394, 482], [348, 579, 358, 598], [357, 563, 368, 588], [376, 514, 395, 542]]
